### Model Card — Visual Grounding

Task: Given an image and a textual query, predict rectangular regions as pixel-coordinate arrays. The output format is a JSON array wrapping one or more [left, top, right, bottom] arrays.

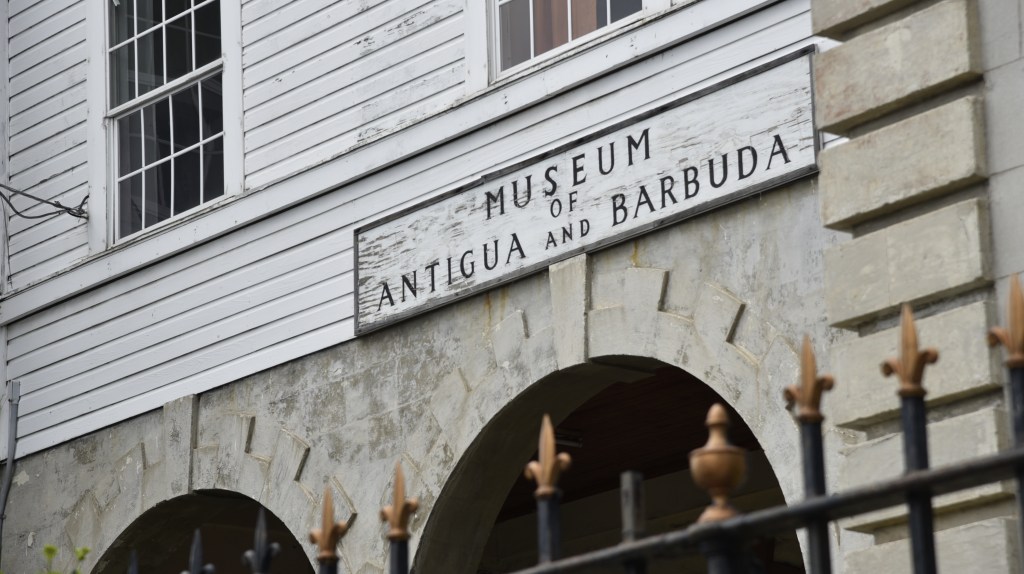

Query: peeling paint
[[13, 469, 29, 486]]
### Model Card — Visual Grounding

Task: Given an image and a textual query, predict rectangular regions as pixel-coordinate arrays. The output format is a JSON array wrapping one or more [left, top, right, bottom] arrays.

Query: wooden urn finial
[[380, 461, 419, 542], [784, 335, 835, 423], [989, 275, 1024, 368], [309, 486, 352, 562], [689, 404, 747, 523]]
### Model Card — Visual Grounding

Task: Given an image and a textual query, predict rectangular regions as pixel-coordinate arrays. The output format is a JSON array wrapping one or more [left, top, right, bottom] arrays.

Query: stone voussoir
[[814, 0, 981, 134], [820, 96, 986, 229], [844, 518, 1018, 571], [824, 198, 990, 327], [812, 0, 918, 39]]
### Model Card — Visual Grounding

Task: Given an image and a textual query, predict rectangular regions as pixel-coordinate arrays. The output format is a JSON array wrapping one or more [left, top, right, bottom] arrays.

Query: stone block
[[812, 0, 918, 39], [492, 310, 527, 368], [162, 394, 197, 497], [830, 301, 1000, 428], [825, 199, 990, 327], [820, 97, 986, 229], [623, 267, 668, 314], [814, 0, 981, 133], [839, 407, 1011, 529], [549, 254, 589, 369], [693, 283, 744, 343], [845, 518, 1018, 572]]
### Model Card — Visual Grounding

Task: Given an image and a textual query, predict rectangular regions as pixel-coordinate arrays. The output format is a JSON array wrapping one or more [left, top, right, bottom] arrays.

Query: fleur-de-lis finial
[[310, 486, 353, 562], [989, 275, 1024, 368], [882, 304, 939, 398], [243, 508, 279, 573], [380, 461, 419, 541], [689, 404, 746, 523], [784, 336, 835, 423], [524, 414, 572, 500], [182, 530, 215, 574]]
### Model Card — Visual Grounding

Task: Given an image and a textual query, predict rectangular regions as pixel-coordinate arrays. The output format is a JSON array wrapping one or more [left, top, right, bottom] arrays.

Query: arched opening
[[416, 359, 803, 573], [93, 490, 314, 574]]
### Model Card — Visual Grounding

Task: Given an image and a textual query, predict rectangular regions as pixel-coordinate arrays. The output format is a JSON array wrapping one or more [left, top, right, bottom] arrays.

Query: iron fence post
[[785, 336, 835, 574], [381, 461, 418, 574], [525, 414, 572, 564], [620, 471, 647, 574], [182, 529, 215, 574], [243, 508, 279, 574], [311, 486, 353, 574], [883, 305, 938, 574]]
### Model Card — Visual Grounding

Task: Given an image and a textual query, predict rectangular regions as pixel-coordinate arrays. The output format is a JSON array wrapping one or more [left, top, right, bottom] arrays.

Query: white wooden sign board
[[355, 50, 817, 333]]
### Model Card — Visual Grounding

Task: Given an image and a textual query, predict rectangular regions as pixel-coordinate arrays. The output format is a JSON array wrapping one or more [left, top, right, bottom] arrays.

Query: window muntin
[[497, 0, 642, 71], [108, 0, 223, 240]]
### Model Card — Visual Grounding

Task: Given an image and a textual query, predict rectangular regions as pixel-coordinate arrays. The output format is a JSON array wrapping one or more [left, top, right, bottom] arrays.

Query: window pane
[[137, 27, 165, 97], [499, 0, 531, 70], [172, 84, 201, 151], [194, 1, 221, 68], [610, 0, 641, 22], [145, 161, 173, 225], [174, 148, 202, 215], [109, 0, 135, 46], [167, 0, 191, 19], [533, 0, 568, 56], [110, 43, 135, 107], [570, 0, 604, 39], [137, 0, 163, 35], [118, 173, 143, 238], [203, 136, 224, 201], [201, 75, 223, 139], [118, 110, 143, 177], [166, 12, 194, 80], [143, 98, 172, 164]]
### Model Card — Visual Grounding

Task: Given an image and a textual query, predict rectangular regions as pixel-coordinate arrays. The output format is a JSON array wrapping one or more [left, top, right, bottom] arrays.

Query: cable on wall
[[0, 182, 88, 220]]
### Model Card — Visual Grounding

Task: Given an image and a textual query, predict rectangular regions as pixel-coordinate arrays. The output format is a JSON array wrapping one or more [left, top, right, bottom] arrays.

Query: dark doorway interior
[[477, 366, 805, 573], [94, 490, 312, 574]]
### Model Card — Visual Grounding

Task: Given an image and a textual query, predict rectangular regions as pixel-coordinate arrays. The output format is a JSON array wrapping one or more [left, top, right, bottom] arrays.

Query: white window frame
[[87, 0, 243, 251], [483, 0, 674, 82]]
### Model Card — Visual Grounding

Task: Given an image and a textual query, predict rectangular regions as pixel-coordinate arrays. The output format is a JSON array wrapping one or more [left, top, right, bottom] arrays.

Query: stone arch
[[91, 490, 313, 574], [412, 256, 804, 572]]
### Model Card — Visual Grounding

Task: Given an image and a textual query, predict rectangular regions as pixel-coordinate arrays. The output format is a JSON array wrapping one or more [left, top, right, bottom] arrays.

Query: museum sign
[[355, 50, 817, 333]]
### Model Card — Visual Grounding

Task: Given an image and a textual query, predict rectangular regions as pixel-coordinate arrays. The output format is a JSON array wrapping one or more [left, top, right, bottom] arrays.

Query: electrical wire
[[0, 182, 88, 220]]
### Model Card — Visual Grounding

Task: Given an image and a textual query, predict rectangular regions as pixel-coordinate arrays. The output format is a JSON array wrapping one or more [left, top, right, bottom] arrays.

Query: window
[[496, 0, 643, 71], [108, 0, 224, 240]]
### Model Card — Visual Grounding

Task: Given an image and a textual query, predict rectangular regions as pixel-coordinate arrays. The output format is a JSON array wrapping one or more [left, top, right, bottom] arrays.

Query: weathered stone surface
[[693, 283, 744, 343], [845, 518, 1018, 571], [812, 0, 918, 39], [814, 0, 982, 133], [825, 199, 990, 326], [549, 254, 589, 369], [162, 394, 197, 498], [839, 407, 1011, 529], [830, 301, 1000, 428], [820, 97, 986, 229]]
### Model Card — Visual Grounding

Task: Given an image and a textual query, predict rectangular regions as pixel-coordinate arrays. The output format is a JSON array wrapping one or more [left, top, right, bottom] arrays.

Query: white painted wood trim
[[464, 0, 489, 94], [221, 0, 244, 198], [86, 0, 108, 253], [0, 0, 808, 326]]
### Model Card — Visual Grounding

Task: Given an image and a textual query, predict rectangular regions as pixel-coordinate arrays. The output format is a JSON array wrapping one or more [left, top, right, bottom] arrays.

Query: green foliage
[[34, 544, 89, 574]]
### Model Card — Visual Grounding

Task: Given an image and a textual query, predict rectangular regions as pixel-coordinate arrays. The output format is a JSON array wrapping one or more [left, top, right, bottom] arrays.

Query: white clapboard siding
[[6, 0, 90, 293], [242, 0, 466, 186], [9, 1, 813, 458]]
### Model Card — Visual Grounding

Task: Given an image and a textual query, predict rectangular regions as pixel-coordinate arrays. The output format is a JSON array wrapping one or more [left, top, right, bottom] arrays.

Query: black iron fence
[[171, 277, 1024, 574]]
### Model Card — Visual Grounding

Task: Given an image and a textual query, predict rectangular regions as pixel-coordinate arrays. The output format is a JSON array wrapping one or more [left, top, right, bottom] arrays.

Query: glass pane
[[145, 161, 173, 225], [118, 110, 143, 177], [533, 0, 568, 56], [194, 1, 222, 68], [610, 0, 641, 22], [143, 98, 172, 164], [166, 12, 194, 80], [499, 0, 531, 70], [167, 0, 191, 19], [118, 173, 143, 238], [570, 0, 603, 39], [201, 75, 223, 139], [109, 0, 135, 46], [172, 84, 201, 151], [175, 147, 202, 215], [137, 27, 165, 97], [110, 43, 135, 107], [202, 136, 224, 201], [137, 0, 164, 35]]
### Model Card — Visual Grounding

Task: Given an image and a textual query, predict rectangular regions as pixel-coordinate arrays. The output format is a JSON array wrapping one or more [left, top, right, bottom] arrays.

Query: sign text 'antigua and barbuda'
[[354, 50, 818, 333]]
